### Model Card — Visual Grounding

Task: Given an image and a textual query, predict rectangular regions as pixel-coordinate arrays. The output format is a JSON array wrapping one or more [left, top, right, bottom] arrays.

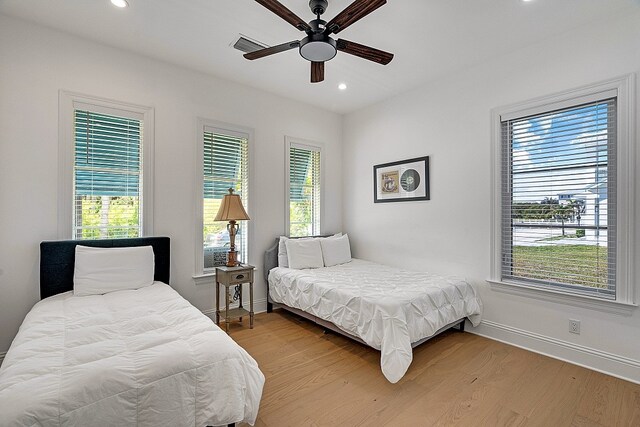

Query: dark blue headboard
[[39, 237, 171, 300]]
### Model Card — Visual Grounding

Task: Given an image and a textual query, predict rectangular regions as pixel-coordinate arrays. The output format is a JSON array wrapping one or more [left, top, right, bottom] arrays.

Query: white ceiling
[[1, 0, 637, 114]]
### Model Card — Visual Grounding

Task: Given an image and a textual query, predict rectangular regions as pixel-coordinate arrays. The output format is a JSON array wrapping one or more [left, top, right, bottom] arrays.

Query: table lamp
[[214, 188, 250, 267]]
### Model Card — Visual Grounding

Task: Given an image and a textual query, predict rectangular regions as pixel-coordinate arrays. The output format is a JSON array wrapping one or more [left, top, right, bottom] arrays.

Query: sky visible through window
[[511, 102, 610, 203]]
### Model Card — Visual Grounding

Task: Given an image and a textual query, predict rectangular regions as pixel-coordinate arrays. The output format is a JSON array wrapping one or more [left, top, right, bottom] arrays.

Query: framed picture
[[373, 156, 430, 203]]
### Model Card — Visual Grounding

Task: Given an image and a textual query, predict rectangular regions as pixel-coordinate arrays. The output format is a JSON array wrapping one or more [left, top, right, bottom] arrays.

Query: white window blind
[[289, 144, 321, 237], [203, 128, 249, 269], [73, 109, 143, 239], [501, 98, 617, 299]]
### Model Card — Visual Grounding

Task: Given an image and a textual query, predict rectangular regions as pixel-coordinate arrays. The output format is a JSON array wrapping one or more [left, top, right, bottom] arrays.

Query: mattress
[[0, 282, 264, 426], [268, 259, 482, 383]]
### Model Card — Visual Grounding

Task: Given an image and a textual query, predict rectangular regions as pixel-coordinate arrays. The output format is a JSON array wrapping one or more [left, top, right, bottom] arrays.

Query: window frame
[[284, 136, 324, 237], [194, 119, 254, 279], [58, 91, 154, 239], [489, 75, 636, 310]]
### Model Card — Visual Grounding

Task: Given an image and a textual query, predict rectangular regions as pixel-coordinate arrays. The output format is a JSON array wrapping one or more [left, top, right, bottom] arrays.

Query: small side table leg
[[215, 281, 220, 326], [225, 285, 230, 333], [249, 281, 254, 329], [238, 285, 243, 322]]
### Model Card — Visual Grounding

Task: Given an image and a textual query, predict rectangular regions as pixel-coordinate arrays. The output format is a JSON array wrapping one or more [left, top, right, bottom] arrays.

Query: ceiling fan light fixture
[[299, 36, 337, 62]]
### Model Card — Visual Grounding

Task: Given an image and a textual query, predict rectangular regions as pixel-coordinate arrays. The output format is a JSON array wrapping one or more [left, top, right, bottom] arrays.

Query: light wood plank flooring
[[230, 310, 640, 427]]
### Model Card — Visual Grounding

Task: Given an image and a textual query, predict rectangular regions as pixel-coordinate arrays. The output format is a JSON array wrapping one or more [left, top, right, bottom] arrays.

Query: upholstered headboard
[[39, 237, 171, 300], [263, 235, 332, 281]]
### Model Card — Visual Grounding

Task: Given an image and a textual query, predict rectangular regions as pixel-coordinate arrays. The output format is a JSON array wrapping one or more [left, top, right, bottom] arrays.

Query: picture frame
[[373, 156, 430, 203]]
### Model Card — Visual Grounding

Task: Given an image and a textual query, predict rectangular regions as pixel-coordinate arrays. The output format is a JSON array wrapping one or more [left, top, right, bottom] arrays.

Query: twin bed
[[0, 237, 264, 427], [264, 236, 483, 383]]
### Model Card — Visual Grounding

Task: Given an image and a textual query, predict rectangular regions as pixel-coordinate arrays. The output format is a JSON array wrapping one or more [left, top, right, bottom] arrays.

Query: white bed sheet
[[0, 282, 264, 426], [268, 259, 482, 383]]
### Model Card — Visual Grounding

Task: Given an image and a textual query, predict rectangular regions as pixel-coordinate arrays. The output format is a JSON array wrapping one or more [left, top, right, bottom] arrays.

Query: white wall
[[343, 10, 640, 382], [0, 15, 343, 353]]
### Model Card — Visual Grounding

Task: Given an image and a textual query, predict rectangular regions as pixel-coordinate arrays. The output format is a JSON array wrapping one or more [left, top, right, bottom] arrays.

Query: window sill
[[486, 279, 637, 316], [193, 272, 216, 285]]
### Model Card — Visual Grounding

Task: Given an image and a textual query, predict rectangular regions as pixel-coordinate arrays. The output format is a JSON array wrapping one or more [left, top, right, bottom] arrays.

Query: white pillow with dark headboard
[[73, 245, 155, 296]]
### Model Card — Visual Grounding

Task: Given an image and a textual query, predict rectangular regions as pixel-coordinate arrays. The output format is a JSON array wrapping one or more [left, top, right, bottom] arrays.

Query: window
[[59, 92, 154, 239], [286, 138, 322, 237], [502, 99, 616, 298], [491, 75, 635, 305], [198, 122, 250, 272], [73, 110, 143, 239]]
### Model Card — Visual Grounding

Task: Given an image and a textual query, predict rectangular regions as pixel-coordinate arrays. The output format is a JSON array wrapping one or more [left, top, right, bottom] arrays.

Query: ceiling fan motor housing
[[299, 34, 337, 62]]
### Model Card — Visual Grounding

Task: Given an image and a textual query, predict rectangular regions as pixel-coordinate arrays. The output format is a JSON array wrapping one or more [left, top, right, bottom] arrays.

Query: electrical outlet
[[569, 319, 581, 335]]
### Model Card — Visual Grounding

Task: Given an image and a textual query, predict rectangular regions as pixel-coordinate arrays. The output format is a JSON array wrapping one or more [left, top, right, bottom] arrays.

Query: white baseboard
[[469, 320, 640, 385], [201, 298, 268, 320]]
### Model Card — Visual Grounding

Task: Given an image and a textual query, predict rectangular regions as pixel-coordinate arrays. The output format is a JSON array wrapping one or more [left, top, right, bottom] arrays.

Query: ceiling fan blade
[[254, 0, 312, 32], [311, 62, 325, 83], [325, 0, 386, 35], [244, 40, 300, 60], [336, 38, 393, 65]]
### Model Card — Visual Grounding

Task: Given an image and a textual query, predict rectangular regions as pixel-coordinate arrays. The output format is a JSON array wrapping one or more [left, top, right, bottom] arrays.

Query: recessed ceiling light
[[338, 83, 347, 91], [111, 0, 129, 8]]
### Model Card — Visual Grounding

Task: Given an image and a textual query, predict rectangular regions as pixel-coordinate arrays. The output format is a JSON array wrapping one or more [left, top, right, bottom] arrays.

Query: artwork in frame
[[373, 156, 430, 203]]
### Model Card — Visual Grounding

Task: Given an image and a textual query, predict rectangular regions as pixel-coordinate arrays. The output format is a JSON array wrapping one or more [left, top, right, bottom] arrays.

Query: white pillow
[[73, 245, 155, 296], [285, 239, 324, 269], [278, 236, 294, 268], [278, 233, 341, 268], [322, 233, 343, 241], [320, 234, 352, 267]]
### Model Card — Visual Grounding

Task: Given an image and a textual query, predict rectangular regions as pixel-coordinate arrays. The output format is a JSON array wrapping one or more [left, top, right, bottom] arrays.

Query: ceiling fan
[[244, 0, 394, 83]]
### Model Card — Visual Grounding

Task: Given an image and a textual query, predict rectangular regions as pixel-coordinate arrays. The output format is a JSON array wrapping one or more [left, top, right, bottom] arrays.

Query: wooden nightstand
[[215, 264, 255, 333]]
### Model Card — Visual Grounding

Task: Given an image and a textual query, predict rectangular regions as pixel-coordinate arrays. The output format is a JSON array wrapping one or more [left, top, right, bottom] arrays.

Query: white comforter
[[0, 282, 264, 426], [269, 259, 482, 383]]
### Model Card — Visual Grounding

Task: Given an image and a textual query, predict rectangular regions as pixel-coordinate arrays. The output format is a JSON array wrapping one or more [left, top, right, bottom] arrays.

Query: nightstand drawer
[[217, 268, 253, 285]]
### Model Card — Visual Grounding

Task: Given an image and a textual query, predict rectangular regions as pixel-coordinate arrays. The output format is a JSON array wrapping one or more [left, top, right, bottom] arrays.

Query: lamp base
[[226, 250, 239, 267]]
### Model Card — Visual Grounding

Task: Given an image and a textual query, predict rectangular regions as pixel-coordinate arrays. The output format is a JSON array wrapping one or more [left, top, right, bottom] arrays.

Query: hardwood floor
[[230, 310, 640, 427]]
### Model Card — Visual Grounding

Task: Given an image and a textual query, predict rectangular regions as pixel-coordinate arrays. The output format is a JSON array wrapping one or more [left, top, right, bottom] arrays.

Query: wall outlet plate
[[569, 319, 581, 334]]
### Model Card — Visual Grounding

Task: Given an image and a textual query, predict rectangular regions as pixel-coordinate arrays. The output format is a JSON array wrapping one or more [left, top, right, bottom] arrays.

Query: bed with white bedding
[[0, 237, 264, 426], [266, 248, 482, 383]]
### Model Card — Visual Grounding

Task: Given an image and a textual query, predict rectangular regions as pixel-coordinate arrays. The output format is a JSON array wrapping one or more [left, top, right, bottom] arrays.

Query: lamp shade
[[214, 188, 250, 221]]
